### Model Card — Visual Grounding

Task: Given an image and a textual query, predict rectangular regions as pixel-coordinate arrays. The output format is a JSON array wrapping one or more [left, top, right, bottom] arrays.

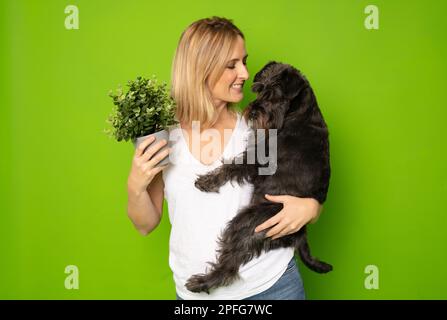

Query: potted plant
[[105, 75, 178, 166]]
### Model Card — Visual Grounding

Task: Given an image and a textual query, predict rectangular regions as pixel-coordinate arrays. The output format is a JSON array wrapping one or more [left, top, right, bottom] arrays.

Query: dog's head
[[244, 61, 308, 130], [251, 61, 303, 101]]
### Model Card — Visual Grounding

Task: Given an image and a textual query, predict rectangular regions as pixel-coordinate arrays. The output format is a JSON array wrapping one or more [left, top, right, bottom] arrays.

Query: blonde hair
[[171, 17, 245, 129]]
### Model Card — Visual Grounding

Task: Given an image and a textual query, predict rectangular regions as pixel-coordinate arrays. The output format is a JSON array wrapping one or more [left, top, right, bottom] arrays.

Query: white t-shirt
[[162, 111, 294, 300]]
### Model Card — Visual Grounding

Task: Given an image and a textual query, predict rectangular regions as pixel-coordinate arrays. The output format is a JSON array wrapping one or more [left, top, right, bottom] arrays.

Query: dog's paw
[[194, 174, 221, 193], [185, 274, 211, 294]]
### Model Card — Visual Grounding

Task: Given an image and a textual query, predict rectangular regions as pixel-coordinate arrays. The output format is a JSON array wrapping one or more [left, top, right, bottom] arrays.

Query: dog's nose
[[249, 110, 257, 118]]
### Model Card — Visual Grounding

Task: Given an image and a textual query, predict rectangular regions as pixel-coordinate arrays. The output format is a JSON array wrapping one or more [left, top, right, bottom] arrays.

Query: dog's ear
[[253, 61, 279, 86], [251, 81, 265, 93], [261, 61, 278, 72], [280, 68, 303, 100]]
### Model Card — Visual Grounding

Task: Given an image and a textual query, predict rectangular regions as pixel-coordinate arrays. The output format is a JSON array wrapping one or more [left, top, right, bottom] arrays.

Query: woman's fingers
[[254, 213, 282, 233], [145, 146, 171, 169], [141, 139, 168, 162], [271, 225, 294, 240], [151, 163, 169, 176], [271, 221, 306, 240], [265, 194, 290, 203], [265, 222, 288, 238], [135, 136, 156, 157]]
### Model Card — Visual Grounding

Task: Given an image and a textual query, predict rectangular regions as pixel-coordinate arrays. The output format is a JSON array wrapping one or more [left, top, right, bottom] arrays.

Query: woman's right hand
[[127, 136, 171, 195]]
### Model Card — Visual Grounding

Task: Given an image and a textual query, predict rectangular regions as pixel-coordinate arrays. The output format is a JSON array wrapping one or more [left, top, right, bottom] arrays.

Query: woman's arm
[[126, 136, 169, 236], [309, 200, 323, 224], [254, 194, 323, 240], [127, 171, 165, 236]]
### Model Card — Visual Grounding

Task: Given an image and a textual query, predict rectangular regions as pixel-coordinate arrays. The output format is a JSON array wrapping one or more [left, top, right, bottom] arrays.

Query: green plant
[[105, 75, 178, 142]]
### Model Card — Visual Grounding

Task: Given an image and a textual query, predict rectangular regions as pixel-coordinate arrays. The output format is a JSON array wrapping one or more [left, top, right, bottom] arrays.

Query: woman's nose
[[238, 64, 249, 80]]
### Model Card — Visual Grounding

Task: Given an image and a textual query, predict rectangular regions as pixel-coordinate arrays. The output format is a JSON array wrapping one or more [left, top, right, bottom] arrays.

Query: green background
[[1, 0, 446, 299]]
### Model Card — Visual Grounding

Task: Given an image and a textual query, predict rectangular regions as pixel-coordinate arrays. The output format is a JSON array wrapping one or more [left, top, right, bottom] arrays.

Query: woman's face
[[209, 35, 249, 108]]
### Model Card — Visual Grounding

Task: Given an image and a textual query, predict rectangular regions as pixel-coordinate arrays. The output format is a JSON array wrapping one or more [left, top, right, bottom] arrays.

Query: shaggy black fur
[[185, 61, 332, 294]]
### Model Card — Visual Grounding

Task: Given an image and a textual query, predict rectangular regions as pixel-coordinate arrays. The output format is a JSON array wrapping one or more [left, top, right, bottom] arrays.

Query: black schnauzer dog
[[185, 61, 332, 294]]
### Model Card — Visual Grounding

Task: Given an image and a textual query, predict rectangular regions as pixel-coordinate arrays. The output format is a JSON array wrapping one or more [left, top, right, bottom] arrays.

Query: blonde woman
[[126, 17, 322, 300]]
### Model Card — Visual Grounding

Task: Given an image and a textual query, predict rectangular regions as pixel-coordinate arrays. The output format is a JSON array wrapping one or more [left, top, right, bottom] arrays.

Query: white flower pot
[[133, 129, 170, 167]]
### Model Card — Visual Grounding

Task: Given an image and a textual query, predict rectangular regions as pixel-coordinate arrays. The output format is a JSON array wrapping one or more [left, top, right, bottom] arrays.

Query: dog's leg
[[194, 151, 258, 193], [185, 202, 282, 293]]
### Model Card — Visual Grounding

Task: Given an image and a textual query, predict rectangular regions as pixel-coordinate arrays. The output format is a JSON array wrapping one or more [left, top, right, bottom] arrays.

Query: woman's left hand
[[254, 194, 322, 240]]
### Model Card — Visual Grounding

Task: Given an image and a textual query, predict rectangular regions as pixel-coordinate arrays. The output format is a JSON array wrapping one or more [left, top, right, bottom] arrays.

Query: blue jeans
[[176, 257, 306, 300]]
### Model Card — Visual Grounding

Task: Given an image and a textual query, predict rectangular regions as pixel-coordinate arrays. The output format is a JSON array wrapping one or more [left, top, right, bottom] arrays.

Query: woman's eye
[[227, 61, 247, 69]]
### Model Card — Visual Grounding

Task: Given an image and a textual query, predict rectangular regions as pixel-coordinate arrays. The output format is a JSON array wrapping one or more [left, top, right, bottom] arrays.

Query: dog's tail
[[298, 228, 333, 273]]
